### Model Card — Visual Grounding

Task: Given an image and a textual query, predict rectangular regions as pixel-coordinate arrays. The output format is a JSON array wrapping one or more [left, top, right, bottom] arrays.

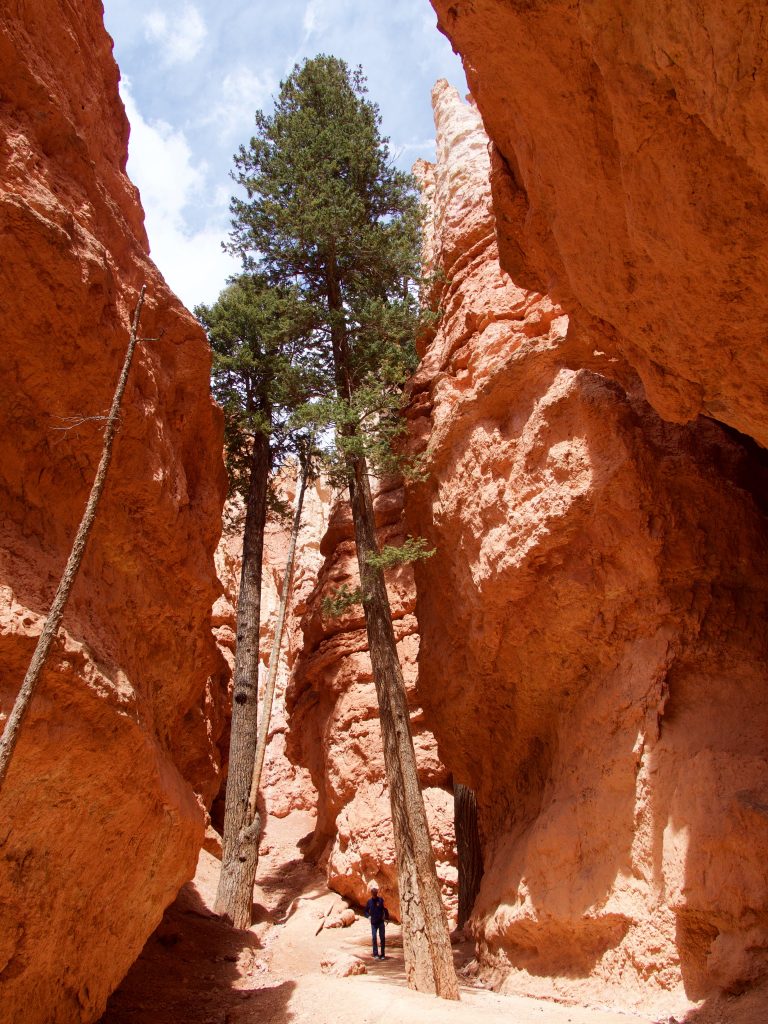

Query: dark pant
[[371, 920, 385, 957]]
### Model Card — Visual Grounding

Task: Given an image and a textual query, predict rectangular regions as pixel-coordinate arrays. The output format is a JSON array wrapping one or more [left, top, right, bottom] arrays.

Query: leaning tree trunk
[[454, 782, 483, 930], [214, 431, 270, 928], [0, 286, 147, 793], [348, 454, 459, 1000], [244, 461, 310, 841]]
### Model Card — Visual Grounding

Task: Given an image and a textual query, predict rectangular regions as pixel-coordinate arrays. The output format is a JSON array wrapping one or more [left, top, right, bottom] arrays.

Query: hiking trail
[[99, 811, 656, 1024]]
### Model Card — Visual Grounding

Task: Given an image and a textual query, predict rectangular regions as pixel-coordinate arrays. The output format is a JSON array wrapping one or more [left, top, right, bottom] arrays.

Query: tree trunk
[[348, 454, 459, 1000], [214, 430, 270, 928], [0, 286, 147, 793], [454, 782, 483, 930], [324, 253, 457, 998], [245, 461, 310, 841]]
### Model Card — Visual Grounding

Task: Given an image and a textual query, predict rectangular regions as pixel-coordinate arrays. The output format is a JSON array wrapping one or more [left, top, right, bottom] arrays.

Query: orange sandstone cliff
[[430, 0, 768, 449], [287, 480, 459, 924], [405, 80, 768, 1017], [0, 2, 227, 1021]]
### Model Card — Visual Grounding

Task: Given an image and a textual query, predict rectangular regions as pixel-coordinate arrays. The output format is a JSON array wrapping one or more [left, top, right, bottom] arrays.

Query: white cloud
[[122, 83, 205, 217], [121, 80, 238, 309], [301, 0, 324, 37], [301, 0, 348, 40], [392, 137, 437, 159], [143, 3, 207, 65], [149, 222, 239, 311], [144, 10, 167, 38], [202, 67, 276, 141]]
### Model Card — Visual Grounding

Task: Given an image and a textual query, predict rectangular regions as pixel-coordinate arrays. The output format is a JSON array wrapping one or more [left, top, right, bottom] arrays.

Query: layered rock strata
[[287, 480, 458, 925], [406, 80, 768, 1016], [0, 3, 227, 1021], [430, 0, 768, 450]]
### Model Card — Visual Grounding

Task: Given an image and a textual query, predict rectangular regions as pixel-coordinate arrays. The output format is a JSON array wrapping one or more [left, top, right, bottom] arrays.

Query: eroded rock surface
[[287, 481, 458, 925], [406, 81, 768, 1016], [431, 0, 768, 448], [0, 2, 227, 1020]]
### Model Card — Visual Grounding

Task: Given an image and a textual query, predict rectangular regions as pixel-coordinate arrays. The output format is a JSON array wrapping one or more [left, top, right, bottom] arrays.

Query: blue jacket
[[365, 896, 389, 925]]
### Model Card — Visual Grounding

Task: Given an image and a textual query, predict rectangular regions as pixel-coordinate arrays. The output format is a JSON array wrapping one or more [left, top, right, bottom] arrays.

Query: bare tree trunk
[[214, 431, 270, 928], [324, 254, 457, 998], [348, 454, 459, 1000], [454, 782, 483, 929], [0, 286, 147, 793], [245, 461, 309, 839]]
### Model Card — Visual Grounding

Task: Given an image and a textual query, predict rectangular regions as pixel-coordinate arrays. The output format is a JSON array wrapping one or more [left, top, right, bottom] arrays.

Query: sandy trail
[[99, 811, 659, 1024]]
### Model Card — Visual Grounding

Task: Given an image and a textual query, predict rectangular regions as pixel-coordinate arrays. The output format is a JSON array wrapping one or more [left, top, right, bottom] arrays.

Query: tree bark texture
[[454, 782, 483, 929], [214, 431, 270, 928], [245, 462, 309, 837], [348, 455, 459, 1000], [0, 286, 147, 793]]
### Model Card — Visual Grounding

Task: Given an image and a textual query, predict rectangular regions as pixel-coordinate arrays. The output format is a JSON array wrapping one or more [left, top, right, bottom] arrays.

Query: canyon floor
[[98, 812, 659, 1024]]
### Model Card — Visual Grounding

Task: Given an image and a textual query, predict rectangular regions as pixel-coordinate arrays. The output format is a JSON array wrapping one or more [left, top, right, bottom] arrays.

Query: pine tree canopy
[[195, 274, 325, 500], [226, 55, 424, 480]]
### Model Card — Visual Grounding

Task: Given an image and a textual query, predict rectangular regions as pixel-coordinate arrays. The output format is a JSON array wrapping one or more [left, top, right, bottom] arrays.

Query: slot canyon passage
[[1, 1, 768, 1023]]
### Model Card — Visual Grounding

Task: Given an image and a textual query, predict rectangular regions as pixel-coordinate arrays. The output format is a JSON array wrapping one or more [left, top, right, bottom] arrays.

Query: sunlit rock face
[[430, 0, 768, 450], [405, 80, 768, 1016], [286, 480, 458, 925], [0, 2, 228, 1020]]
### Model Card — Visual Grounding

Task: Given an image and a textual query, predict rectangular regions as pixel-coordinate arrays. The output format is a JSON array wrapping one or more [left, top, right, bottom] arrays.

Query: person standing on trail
[[364, 885, 389, 960]]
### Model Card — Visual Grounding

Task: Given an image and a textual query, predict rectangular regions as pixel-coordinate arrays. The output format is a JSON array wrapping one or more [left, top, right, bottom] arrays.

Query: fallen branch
[[52, 413, 110, 432]]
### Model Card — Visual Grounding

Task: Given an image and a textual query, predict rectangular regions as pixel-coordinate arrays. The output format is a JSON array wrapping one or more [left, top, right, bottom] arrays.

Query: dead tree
[[454, 782, 483, 929], [0, 286, 147, 792]]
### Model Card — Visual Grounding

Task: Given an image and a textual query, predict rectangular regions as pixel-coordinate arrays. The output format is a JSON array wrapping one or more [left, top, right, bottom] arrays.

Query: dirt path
[[99, 812, 660, 1024]]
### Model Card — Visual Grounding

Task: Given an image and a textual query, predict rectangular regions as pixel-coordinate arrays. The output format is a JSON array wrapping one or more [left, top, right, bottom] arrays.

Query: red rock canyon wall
[[287, 480, 458, 925], [430, 0, 768, 450], [0, 3, 227, 1020], [405, 79, 768, 1017]]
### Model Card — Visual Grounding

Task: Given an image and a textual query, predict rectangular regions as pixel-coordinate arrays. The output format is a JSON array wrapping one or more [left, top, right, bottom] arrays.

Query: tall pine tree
[[228, 56, 458, 998], [196, 275, 321, 928]]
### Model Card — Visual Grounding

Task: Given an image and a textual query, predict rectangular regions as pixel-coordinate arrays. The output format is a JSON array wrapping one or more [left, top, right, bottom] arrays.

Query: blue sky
[[102, 0, 467, 310]]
